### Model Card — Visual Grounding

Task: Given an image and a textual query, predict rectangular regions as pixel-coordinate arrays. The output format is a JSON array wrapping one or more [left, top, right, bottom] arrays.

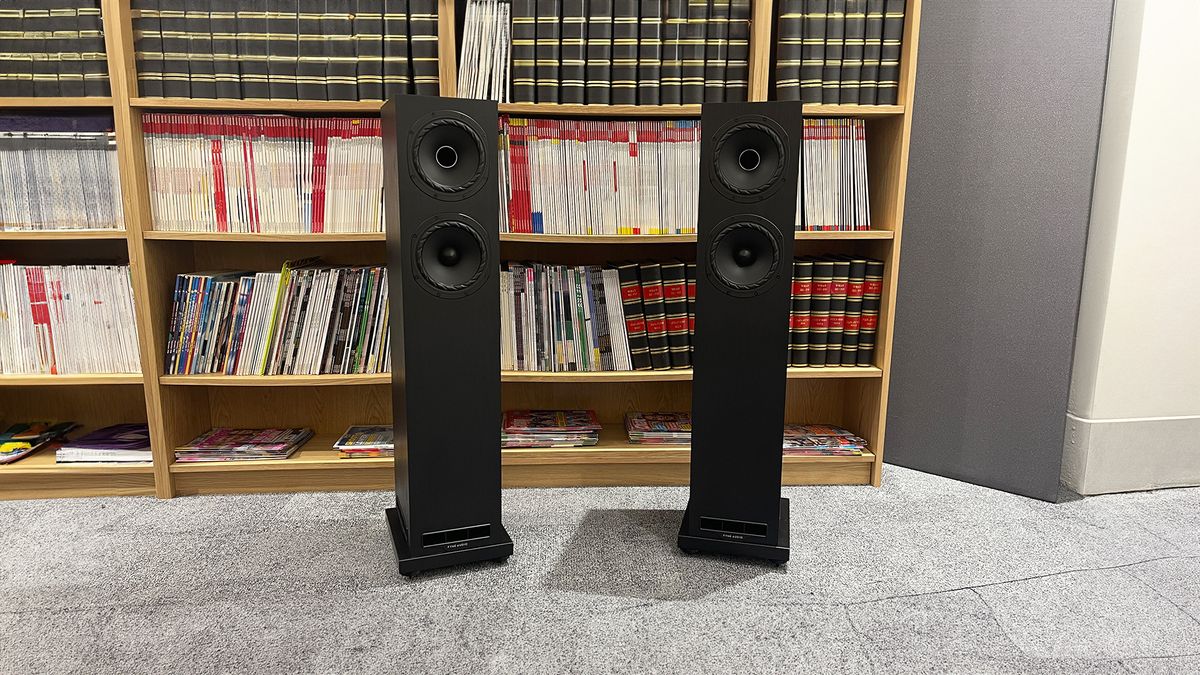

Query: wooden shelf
[[795, 230, 895, 240], [130, 97, 384, 113], [0, 373, 143, 386], [501, 232, 696, 244], [144, 230, 385, 242], [0, 446, 154, 476], [499, 102, 702, 117], [0, 229, 127, 240], [803, 104, 906, 118], [0, 96, 114, 108], [158, 373, 389, 387]]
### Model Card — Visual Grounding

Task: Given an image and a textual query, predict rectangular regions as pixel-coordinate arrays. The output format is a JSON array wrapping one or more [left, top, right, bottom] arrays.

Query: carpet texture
[[1, 465, 1198, 674]]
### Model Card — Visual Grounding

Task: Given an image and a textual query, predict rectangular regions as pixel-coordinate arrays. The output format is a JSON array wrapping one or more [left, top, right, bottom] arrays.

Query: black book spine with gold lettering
[[877, 0, 903, 104], [774, 0, 802, 101], [809, 258, 833, 366], [323, 0, 356, 100], [637, 0, 663, 105], [25, 4, 57, 97], [702, 0, 728, 103], [662, 261, 690, 368], [160, 1, 192, 97], [858, 0, 882, 104], [617, 263, 653, 371], [585, 0, 613, 104], [839, 0, 864, 103], [267, 4, 298, 99], [639, 263, 672, 371], [186, 9, 216, 99], [686, 262, 696, 356], [354, 0, 384, 100], [827, 257, 849, 366], [800, 0, 826, 104], [408, 0, 439, 95], [535, 0, 562, 103], [790, 258, 813, 366], [659, 0, 685, 104], [295, 0, 326, 100], [841, 256, 866, 365], [680, 0, 707, 104], [237, 4, 270, 98], [54, 6, 85, 97], [511, 0, 538, 103], [856, 258, 882, 366], [725, 0, 749, 101], [1, 6, 33, 96], [133, 1, 163, 97], [79, 3, 108, 97], [382, 0, 412, 99], [211, 2, 241, 99], [821, 0, 844, 104], [610, 0, 638, 105], [560, 0, 587, 104]]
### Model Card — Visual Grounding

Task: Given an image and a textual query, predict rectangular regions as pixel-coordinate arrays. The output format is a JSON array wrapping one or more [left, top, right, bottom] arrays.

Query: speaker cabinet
[[678, 102, 803, 564], [382, 96, 512, 576]]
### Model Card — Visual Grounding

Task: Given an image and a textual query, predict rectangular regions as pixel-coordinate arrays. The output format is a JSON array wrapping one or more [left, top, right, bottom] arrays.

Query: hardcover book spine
[[775, 0, 803, 101], [24, 5, 57, 97], [617, 263, 653, 370], [858, 0, 883, 104], [702, 0, 729, 103], [584, 0, 613, 104], [637, 0, 663, 105], [511, 0, 538, 103], [354, 0, 384, 100], [680, 0, 707, 104], [187, 8, 217, 98], [789, 258, 813, 366], [725, 0, 749, 101], [55, 6, 86, 97], [639, 263, 672, 370], [211, 3, 242, 99], [237, 4, 270, 99], [610, 0, 638, 105], [877, 0, 904, 104], [382, 0, 412, 99], [686, 262, 696, 357], [408, 0, 440, 94], [842, 256, 866, 365], [827, 258, 849, 366], [296, 0, 327, 100], [839, 0, 865, 104], [80, 3, 109, 97], [856, 258, 882, 365], [659, 0, 685, 104], [323, 1, 357, 100], [800, 0, 827, 104], [661, 262, 690, 367], [809, 258, 833, 366], [560, 0, 587, 104], [821, 0, 845, 104], [159, 1, 192, 97], [1, 6, 33, 96]]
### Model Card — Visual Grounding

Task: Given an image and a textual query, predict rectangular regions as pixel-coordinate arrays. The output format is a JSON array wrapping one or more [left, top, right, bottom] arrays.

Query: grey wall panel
[[886, 1, 1114, 501]]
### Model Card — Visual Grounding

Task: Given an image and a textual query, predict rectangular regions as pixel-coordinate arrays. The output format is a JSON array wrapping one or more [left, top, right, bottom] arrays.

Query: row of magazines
[[0, 423, 151, 465]]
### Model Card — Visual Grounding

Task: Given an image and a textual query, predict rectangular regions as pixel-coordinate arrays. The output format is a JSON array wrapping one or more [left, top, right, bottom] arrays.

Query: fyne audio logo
[[446, 542, 470, 550]]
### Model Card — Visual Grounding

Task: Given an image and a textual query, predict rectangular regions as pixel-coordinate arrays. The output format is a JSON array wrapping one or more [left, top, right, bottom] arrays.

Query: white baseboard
[[1062, 413, 1200, 494]]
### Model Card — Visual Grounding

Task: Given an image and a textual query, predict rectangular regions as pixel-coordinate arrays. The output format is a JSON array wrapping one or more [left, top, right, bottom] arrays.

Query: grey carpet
[[1, 465, 1198, 674]]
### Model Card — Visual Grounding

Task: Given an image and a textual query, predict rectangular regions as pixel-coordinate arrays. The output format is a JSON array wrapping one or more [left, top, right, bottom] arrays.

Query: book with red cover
[[638, 262, 672, 370], [661, 261, 691, 367], [616, 263, 653, 370]]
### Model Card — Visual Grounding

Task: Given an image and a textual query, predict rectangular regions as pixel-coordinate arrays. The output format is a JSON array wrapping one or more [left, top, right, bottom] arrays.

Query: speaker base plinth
[[677, 498, 790, 564], [386, 507, 514, 576]]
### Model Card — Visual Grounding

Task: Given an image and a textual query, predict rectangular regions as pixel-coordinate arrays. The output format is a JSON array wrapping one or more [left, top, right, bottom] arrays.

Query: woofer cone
[[413, 218, 489, 298], [410, 112, 487, 199], [711, 117, 788, 200], [707, 219, 782, 296]]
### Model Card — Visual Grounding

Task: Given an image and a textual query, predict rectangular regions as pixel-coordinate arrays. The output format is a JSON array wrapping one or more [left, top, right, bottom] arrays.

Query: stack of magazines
[[175, 428, 314, 463], [0, 422, 77, 465], [56, 423, 151, 463], [501, 410, 601, 448], [783, 425, 868, 457], [625, 412, 692, 445], [334, 425, 394, 459]]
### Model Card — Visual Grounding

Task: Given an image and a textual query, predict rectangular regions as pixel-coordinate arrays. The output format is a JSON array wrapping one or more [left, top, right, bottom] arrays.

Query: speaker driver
[[711, 117, 787, 200], [413, 218, 489, 298], [708, 219, 782, 297], [410, 112, 486, 198]]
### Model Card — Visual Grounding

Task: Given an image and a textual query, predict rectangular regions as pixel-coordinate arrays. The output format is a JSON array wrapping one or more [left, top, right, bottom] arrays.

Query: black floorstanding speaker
[[381, 95, 512, 576], [678, 101, 803, 564]]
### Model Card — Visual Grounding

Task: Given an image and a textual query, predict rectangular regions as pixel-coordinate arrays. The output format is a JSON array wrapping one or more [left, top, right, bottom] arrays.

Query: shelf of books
[[1, 0, 920, 499]]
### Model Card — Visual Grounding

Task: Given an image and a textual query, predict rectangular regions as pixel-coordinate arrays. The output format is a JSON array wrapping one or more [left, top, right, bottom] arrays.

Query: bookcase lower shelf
[[0, 450, 156, 500]]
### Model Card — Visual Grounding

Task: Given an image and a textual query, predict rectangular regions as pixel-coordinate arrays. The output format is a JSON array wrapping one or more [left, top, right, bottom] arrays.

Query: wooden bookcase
[[0, 0, 921, 499]]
